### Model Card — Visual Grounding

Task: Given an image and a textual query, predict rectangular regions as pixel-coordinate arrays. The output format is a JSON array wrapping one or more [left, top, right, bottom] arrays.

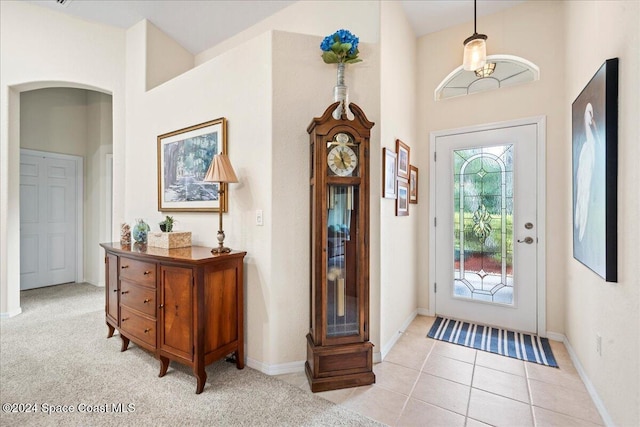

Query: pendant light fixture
[[463, 0, 488, 71]]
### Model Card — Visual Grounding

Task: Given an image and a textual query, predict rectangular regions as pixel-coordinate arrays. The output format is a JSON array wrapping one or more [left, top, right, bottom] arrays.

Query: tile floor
[[276, 316, 604, 426]]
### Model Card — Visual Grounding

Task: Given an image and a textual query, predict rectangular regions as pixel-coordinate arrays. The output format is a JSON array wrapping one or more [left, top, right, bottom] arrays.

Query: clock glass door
[[326, 184, 359, 337]]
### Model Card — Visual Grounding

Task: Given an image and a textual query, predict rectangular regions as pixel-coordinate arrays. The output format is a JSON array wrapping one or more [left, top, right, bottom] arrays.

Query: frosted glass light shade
[[463, 36, 487, 71], [203, 154, 238, 183]]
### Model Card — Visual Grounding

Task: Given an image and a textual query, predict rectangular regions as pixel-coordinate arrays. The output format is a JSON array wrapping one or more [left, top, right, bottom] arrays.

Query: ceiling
[[27, 0, 524, 55]]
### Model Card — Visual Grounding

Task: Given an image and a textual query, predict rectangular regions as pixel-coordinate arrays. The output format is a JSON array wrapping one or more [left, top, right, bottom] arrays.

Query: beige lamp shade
[[203, 154, 238, 183]]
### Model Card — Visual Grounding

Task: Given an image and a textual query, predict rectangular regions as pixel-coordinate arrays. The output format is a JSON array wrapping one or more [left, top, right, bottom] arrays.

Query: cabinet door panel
[[106, 253, 119, 323], [160, 265, 193, 361], [204, 267, 238, 353]]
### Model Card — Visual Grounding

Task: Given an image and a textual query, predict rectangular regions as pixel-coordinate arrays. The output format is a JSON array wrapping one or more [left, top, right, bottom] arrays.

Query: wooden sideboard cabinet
[[100, 243, 246, 394]]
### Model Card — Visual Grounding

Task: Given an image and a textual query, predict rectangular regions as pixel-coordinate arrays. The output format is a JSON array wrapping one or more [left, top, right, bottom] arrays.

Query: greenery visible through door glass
[[453, 145, 514, 304]]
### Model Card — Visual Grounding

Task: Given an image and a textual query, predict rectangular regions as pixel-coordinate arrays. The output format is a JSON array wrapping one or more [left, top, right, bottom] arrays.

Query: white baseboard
[[545, 331, 564, 342], [245, 357, 305, 375], [552, 333, 614, 427], [380, 310, 418, 361], [0, 307, 22, 318], [417, 307, 433, 316]]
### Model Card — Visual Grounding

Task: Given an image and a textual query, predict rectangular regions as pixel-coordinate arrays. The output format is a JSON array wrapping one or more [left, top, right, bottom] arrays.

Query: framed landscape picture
[[409, 165, 418, 204], [396, 179, 409, 216], [571, 58, 618, 282], [158, 117, 228, 212], [383, 147, 397, 198], [396, 139, 410, 180]]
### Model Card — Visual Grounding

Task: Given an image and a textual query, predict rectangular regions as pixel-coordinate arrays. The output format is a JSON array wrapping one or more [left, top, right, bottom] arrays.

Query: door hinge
[[192, 277, 195, 286], [192, 346, 195, 356], [434, 283, 437, 293], [104, 256, 107, 264], [434, 152, 437, 162], [434, 217, 437, 227]]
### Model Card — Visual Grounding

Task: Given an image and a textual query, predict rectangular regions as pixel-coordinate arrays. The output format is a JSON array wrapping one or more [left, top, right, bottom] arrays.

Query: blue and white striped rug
[[427, 317, 558, 368]]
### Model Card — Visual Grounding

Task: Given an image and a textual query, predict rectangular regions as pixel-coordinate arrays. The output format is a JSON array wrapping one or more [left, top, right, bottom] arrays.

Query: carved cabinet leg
[[159, 356, 170, 378], [106, 323, 115, 338], [120, 334, 130, 352], [194, 366, 207, 394], [235, 350, 244, 370]]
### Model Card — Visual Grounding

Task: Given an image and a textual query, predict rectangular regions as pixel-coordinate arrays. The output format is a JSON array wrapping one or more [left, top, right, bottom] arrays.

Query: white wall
[[195, 0, 381, 64], [417, 1, 567, 333], [146, 21, 194, 91], [271, 31, 381, 364], [125, 20, 274, 364], [1, 0, 125, 316], [379, 1, 419, 356], [564, 2, 640, 425], [19, 88, 113, 287], [20, 88, 89, 156], [86, 91, 113, 286]]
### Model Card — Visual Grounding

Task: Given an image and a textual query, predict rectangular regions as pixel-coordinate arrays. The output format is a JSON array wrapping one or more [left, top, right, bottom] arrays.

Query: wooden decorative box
[[147, 231, 192, 249]]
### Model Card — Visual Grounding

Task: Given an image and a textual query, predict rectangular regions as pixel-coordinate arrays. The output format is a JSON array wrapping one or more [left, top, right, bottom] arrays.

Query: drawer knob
[[158, 304, 164, 309], [143, 271, 151, 275], [121, 317, 129, 322], [143, 298, 151, 304], [121, 291, 129, 295], [113, 289, 118, 293], [121, 265, 129, 269], [144, 328, 151, 334]]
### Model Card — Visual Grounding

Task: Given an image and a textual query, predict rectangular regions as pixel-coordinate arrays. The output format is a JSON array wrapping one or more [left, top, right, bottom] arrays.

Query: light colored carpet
[[0, 283, 382, 426]]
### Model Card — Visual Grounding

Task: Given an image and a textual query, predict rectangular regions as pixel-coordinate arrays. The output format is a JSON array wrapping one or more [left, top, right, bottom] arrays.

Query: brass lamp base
[[211, 229, 231, 254], [211, 246, 232, 254]]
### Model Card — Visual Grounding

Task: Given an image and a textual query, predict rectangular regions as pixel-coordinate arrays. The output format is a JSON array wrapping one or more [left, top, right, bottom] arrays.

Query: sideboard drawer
[[120, 306, 156, 348], [119, 257, 156, 287], [120, 281, 156, 318]]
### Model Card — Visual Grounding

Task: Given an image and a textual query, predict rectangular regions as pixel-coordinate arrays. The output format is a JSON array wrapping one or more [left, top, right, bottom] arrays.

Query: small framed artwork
[[409, 165, 419, 204], [572, 58, 618, 282], [383, 148, 397, 198], [396, 139, 410, 180], [396, 179, 409, 216], [158, 117, 228, 212]]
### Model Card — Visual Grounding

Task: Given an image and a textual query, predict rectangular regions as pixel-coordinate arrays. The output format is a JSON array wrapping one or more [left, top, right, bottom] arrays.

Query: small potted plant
[[159, 215, 175, 233]]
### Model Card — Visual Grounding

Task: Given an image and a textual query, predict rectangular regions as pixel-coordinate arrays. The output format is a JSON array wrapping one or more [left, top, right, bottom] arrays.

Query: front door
[[20, 150, 78, 290], [433, 121, 542, 333]]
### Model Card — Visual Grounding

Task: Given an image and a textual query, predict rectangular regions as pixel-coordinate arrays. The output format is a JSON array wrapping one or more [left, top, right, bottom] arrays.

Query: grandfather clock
[[305, 101, 375, 392]]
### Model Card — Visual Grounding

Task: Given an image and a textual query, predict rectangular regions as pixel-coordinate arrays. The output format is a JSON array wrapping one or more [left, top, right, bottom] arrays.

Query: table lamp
[[203, 154, 238, 254]]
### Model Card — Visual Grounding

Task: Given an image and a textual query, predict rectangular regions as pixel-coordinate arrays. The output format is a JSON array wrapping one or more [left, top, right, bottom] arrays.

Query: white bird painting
[[574, 102, 598, 242]]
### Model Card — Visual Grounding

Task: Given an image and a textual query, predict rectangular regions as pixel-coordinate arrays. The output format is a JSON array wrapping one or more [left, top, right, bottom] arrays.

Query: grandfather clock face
[[326, 133, 359, 177], [325, 132, 360, 338]]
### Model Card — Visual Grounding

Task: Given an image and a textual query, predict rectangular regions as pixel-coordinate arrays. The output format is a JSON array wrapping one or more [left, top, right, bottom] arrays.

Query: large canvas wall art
[[572, 58, 618, 282], [157, 118, 227, 212]]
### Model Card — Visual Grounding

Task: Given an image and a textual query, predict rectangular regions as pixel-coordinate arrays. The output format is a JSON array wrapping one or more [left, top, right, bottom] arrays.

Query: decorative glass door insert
[[453, 145, 514, 305]]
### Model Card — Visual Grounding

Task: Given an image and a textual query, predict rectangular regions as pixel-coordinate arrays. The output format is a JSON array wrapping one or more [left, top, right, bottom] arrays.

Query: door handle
[[517, 237, 534, 244]]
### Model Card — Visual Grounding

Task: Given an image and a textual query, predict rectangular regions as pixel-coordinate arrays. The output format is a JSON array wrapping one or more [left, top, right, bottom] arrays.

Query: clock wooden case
[[305, 101, 375, 392]]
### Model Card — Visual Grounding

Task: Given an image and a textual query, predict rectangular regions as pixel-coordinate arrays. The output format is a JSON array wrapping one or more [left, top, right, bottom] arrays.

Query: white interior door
[[20, 151, 77, 290], [433, 123, 540, 333]]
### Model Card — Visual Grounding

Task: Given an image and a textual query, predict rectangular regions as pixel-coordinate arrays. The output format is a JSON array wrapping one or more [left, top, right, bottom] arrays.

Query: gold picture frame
[[157, 117, 227, 212]]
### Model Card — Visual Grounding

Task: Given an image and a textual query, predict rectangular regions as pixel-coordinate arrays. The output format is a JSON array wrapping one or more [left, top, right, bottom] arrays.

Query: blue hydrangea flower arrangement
[[320, 29, 362, 64]]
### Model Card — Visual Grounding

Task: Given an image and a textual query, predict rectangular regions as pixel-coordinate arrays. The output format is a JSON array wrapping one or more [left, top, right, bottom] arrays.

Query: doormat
[[427, 317, 558, 368]]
